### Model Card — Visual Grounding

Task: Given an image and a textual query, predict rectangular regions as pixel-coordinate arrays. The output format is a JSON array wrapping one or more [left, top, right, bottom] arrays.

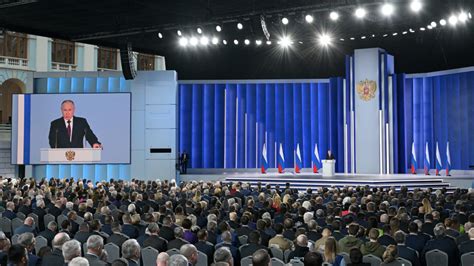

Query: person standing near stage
[[180, 151, 189, 174], [326, 150, 335, 160]]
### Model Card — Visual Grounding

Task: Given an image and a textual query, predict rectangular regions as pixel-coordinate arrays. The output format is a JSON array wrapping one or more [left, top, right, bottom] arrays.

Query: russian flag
[[278, 143, 285, 173], [312, 143, 322, 173], [424, 142, 430, 175], [411, 142, 417, 174], [295, 143, 302, 174], [446, 141, 451, 176], [261, 143, 268, 174], [435, 142, 442, 176]]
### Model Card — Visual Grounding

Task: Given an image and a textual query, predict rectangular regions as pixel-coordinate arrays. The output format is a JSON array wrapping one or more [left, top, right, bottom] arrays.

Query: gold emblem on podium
[[356, 79, 377, 101], [65, 151, 76, 161]]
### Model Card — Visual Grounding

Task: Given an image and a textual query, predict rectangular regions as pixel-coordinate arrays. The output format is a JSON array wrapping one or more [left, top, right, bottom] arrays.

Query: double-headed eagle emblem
[[65, 150, 76, 161], [356, 79, 377, 101]]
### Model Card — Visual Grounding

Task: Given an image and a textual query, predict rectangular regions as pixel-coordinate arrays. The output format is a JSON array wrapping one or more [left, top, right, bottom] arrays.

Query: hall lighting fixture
[[158, 32, 163, 39], [410, 0, 422, 13], [361, 36, 366, 39], [355, 8, 367, 19], [469, 13, 472, 19], [197, 28, 202, 34], [350, 37, 355, 40], [237, 23, 243, 30], [402, 31, 408, 35], [431, 21, 437, 27], [212, 37, 219, 45], [200, 36, 209, 45], [266, 40, 272, 45], [256, 40, 262, 46], [222, 40, 227, 45], [409, 28, 415, 33], [381, 3, 395, 17], [179, 37, 188, 47], [458, 12, 468, 23], [244, 39, 250, 45], [392, 32, 398, 36], [440, 19, 447, 26], [383, 34, 388, 37], [318, 33, 332, 47], [279, 36, 292, 47], [340, 38, 345, 41], [177, 30, 182, 36], [281, 17, 289, 25], [190, 37, 198, 46], [216, 25, 222, 32], [420, 27, 426, 31], [329, 11, 339, 21], [371, 34, 376, 37], [449, 15, 458, 26], [427, 25, 432, 30], [234, 39, 239, 45], [305, 14, 314, 23]]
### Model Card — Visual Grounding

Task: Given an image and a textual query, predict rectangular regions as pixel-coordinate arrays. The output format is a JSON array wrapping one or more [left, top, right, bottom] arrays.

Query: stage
[[178, 169, 474, 192]]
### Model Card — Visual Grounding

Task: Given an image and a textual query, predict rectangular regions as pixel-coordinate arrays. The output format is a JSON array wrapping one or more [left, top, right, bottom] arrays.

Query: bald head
[[24, 217, 34, 226], [157, 252, 169, 266], [296, 234, 308, 247], [53, 232, 70, 250]]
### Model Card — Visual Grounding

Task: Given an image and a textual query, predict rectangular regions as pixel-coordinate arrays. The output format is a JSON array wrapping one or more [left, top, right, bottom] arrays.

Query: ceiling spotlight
[[355, 8, 367, 19], [222, 40, 227, 45], [350, 37, 355, 40], [197, 28, 202, 34], [449, 15, 458, 26], [420, 27, 426, 31], [431, 21, 437, 27], [256, 40, 262, 46], [459, 12, 468, 22], [158, 32, 163, 39], [427, 25, 432, 29], [212, 37, 219, 45], [409, 28, 415, 33], [281, 17, 289, 25], [381, 3, 395, 17], [305, 14, 314, 23], [190, 37, 198, 46], [361, 36, 366, 39], [266, 40, 272, 45], [200, 36, 209, 45], [392, 32, 398, 36], [340, 38, 345, 41], [177, 30, 182, 36], [469, 12, 472, 19], [318, 33, 332, 47], [402, 31, 408, 35], [383, 34, 388, 37], [179, 37, 188, 47], [440, 19, 447, 26], [244, 39, 250, 45], [279, 36, 292, 47], [410, 0, 422, 13], [330, 11, 339, 21], [237, 23, 243, 30], [234, 39, 239, 45], [371, 34, 376, 37], [216, 25, 222, 32]]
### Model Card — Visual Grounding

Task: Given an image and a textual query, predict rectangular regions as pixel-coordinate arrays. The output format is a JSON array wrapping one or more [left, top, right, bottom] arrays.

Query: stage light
[[266, 40, 272, 45], [449, 15, 458, 26], [179, 37, 188, 47], [279, 36, 292, 47], [330, 11, 339, 21], [318, 33, 332, 47], [381, 3, 395, 17], [427, 25, 432, 30], [392, 32, 398, 36], [234, 39, 239, 45], [305, 14, 314, 23], [410, 0, 422, 13], [361, 36, 366, 39], [383, 34, 388, 37], [350, 37, 355, 40], [237, 23, 243, 30], [222, 40, 227, 45], [469, 12, 472, 19], [340, 38, 345, 41], [402, 31, 408, 35], [158, 32, 163, 39], [244, 39, 250, 45], [355, 8, 366, 19], [409, 28, 415, 33], [431, 21, 437, 27], [256, 40, 262, 46], [420, 27, 426, 31], [200, 36, 209, 45], [216, 25, 222, 32], [190, 37, 198, 46], [440, 19, 447, 26], [459, 12, 468, 23], [197, 28, 202, 34], [372, 34, 376, 37], [212, 37, 219, 45], [177, 30, 182, 36], [281, 17, 289, 25]]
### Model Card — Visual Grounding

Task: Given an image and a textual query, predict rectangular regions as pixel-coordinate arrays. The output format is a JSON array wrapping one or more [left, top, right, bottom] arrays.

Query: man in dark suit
[[32, 200, 47, 232], [48, 99, 101, 149], [240, 231, 269, 259], [406, 222, 429, 255], [121, 214, 139, 239], [235, 215, 253, 237], [2, 202, 17, 220], [159, 217, 175, 242], [421, 213, 436, 237], [421, 224, 459, 266], [214, 231, 239, 263], [18, 232, 42, 266], [394, 230, 420, 266], [326, 150, 335, 160], [39, 221, 57, 248], [7, 244, 28, 266], [459, 228, 474, 255], [143, 223, 168, 252], [106, 222, 129, 252], [85, 235, 107, 266], [14, 218, 37, 236], [74, 223, 92, 245], [121, 239, 141, 266], [41, 232, 70, 266], [180, 151, 189, 174], [195, 230, 214, 265], [288, 235, 310, 261], [168, 227, 190, 250]]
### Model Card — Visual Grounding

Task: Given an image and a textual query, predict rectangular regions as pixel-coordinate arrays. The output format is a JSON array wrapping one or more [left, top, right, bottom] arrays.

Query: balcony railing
[[51, 62, 77, 71], [0, 56, 29, 70], [98, 67, 118, 72]]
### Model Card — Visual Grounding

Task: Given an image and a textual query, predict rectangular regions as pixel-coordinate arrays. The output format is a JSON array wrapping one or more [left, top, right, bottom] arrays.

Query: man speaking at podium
[[48, 100, 102, 149]]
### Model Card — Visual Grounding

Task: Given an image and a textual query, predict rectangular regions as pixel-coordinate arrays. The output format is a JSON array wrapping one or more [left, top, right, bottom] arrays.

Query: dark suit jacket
[[125, 258, 139, 266], [143, 235, 168, 252], [122, 224, 139, 239], [397, 244, 420, 266], [159, 226, 175, 241], [406, 233, 428, 254], [2, 210, 16, 220], [168, 238, 189, 250], [195, 241, 214, 265], [107, 233, 129, 251], [39, 229, 56, 247], [14, 225, 36, 236], [27, 253, 41, 266], [421, 236, 459, 266], [459, 240, 474, 255], [48, 116, 100, 148], [33, 208, 47, 232], [240, 243, 268, 259], [84, 253, 108, 266], [74, 231, 92, 244], [236, 226, 253, 237], [41, 248, 64, 266]]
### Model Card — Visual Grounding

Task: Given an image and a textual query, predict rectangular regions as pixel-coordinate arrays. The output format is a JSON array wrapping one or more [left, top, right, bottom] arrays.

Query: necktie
[[67, 120, 71, 141]]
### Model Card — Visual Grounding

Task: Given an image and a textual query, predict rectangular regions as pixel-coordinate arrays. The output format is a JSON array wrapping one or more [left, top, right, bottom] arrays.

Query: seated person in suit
[[85, 235, 108, 266], [17, 233, 41, 266], [394, 230, 420, 266], [304, 252, 323, 266], [421, 223, 459, 266], [7, 244, 28, 266], [348, 248, 371, 266], [180, 244, 198, 266], [459, 228, 474, 255], [252, 249, 270, 266], [121, 239, 141, 266], [214, 247, 234, 266], [48, 100, 101, 149]]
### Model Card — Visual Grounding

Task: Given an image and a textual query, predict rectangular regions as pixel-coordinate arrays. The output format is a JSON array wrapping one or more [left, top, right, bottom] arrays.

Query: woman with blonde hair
[[421, 198, 433, 214], [272, 194, 281, 212], [380, 245, 399, 266], [324, 237, 346, 266]]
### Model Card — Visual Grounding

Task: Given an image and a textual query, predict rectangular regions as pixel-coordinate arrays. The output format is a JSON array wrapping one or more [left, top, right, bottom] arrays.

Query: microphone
[[55, 128, 58, 148]]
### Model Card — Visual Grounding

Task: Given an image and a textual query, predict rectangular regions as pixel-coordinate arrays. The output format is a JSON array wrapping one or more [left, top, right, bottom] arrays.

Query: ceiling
[[1, 0, 473, 79]]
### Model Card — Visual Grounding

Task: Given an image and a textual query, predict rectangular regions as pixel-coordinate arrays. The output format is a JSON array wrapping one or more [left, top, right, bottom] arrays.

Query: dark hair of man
[[408, 222, 418, 233], [197, 229, 207, 241], [273, 223, 284, 235], [349, 248, 364, 264], [248, 231, 260, 244], [348, 224, 359, 236], [252, 249, 270, 266], [304, 251, 323, 266], [8, 244, 27, 264], [240, 215, 249, 226], [182, 218, 192, 230]]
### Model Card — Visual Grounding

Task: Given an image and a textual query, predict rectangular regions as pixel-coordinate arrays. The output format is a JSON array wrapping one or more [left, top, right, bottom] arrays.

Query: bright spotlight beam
[[318, 33, 332, 47], [278, 36, 292, 48], [410, 0, 422, 13], [355, 8, 366, 19], [381, 3, 394, 17]]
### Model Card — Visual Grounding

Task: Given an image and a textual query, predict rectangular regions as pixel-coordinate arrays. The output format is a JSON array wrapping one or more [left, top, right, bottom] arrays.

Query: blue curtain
[[179, 79, 345, 172], [396, 71, 474, 172]]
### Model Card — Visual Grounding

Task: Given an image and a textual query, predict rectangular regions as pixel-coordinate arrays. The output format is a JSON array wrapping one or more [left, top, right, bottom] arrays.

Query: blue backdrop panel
[[397, 70, 474, 171], [179, 79, 345, 170]]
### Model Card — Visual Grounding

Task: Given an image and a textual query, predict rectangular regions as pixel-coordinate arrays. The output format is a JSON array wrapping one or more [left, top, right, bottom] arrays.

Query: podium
[[322, 160, 336, 177], [40, 148, 101, 164]]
